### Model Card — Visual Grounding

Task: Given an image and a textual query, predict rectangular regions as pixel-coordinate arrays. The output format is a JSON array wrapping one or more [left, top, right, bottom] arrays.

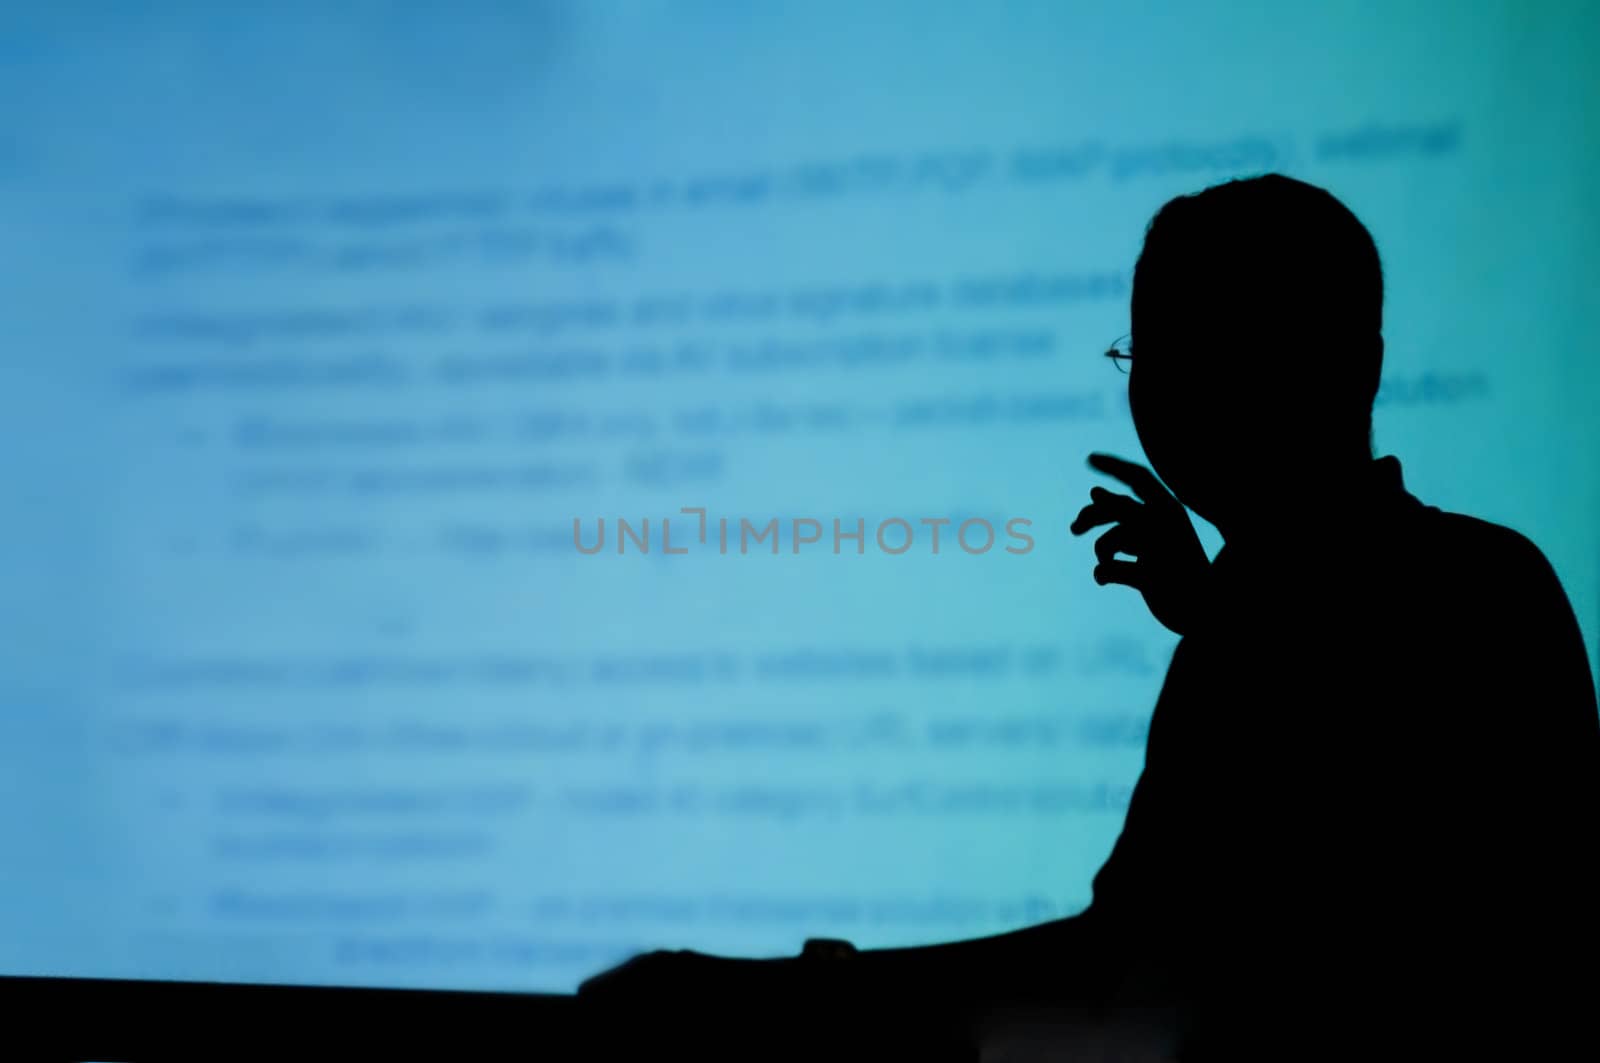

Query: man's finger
[[1087, 453, 1172, 504], [1089, 486, 1142, 517], [1070, 504, 1111, 536], [1093, 559, 1144, 589], [1094, 525, 1139, 566], [1070, 490, 1140, 535]]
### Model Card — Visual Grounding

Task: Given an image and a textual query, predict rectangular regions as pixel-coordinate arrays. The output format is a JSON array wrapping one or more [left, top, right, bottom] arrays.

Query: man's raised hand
[[1070, 453, 1211, 636]]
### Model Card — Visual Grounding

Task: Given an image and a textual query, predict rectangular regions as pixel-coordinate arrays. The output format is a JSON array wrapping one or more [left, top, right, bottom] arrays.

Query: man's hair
[[1131, 174, 1385, 447]]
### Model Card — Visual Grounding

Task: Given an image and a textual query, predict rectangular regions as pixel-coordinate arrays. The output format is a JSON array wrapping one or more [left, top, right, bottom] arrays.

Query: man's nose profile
[[577, 174, 1600, 1063]]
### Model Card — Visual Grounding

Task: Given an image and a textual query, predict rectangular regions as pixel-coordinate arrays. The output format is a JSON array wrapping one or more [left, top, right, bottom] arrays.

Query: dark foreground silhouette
[[579, 175, 1600, 1061]]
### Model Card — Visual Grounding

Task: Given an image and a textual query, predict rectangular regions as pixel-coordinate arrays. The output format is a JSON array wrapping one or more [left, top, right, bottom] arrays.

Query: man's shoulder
[[1405, 504, 1559, 588], [1391, 503, 1583, 655]]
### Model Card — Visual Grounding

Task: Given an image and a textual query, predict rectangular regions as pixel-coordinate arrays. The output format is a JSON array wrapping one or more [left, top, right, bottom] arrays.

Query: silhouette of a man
[[580, 175, 1600, 1061]]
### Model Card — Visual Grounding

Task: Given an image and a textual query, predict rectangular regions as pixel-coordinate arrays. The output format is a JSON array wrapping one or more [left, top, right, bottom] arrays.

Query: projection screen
[[0, 0, 1596, 992]]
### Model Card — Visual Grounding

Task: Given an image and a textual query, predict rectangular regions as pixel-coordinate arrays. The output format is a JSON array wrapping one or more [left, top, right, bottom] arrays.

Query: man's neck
[[1215, 454, 1394, 553]]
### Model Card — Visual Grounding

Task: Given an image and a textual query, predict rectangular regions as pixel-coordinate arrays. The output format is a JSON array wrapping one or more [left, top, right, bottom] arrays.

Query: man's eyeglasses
[[1105, 334, 1133, 374]]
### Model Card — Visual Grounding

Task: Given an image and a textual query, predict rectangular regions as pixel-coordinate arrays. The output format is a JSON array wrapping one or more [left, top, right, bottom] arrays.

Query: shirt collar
[[1209, 455, 1418, 576]]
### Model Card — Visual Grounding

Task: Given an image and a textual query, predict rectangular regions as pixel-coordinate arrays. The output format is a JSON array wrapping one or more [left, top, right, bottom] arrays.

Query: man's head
[[1127, 174, 1384, 532]]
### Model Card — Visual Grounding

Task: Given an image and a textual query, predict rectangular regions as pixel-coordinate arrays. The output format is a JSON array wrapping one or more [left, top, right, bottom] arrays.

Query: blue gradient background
[[0, 1, 1596, 992]]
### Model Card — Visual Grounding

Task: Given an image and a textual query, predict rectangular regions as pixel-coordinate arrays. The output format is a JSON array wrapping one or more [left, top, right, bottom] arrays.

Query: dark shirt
[[593, 457, 1598, 1062], [1081, 456, 1600, 1057]]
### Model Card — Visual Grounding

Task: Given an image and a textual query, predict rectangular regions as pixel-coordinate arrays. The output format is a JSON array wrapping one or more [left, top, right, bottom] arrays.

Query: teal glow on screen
[[0, 0, 1596, 991]]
